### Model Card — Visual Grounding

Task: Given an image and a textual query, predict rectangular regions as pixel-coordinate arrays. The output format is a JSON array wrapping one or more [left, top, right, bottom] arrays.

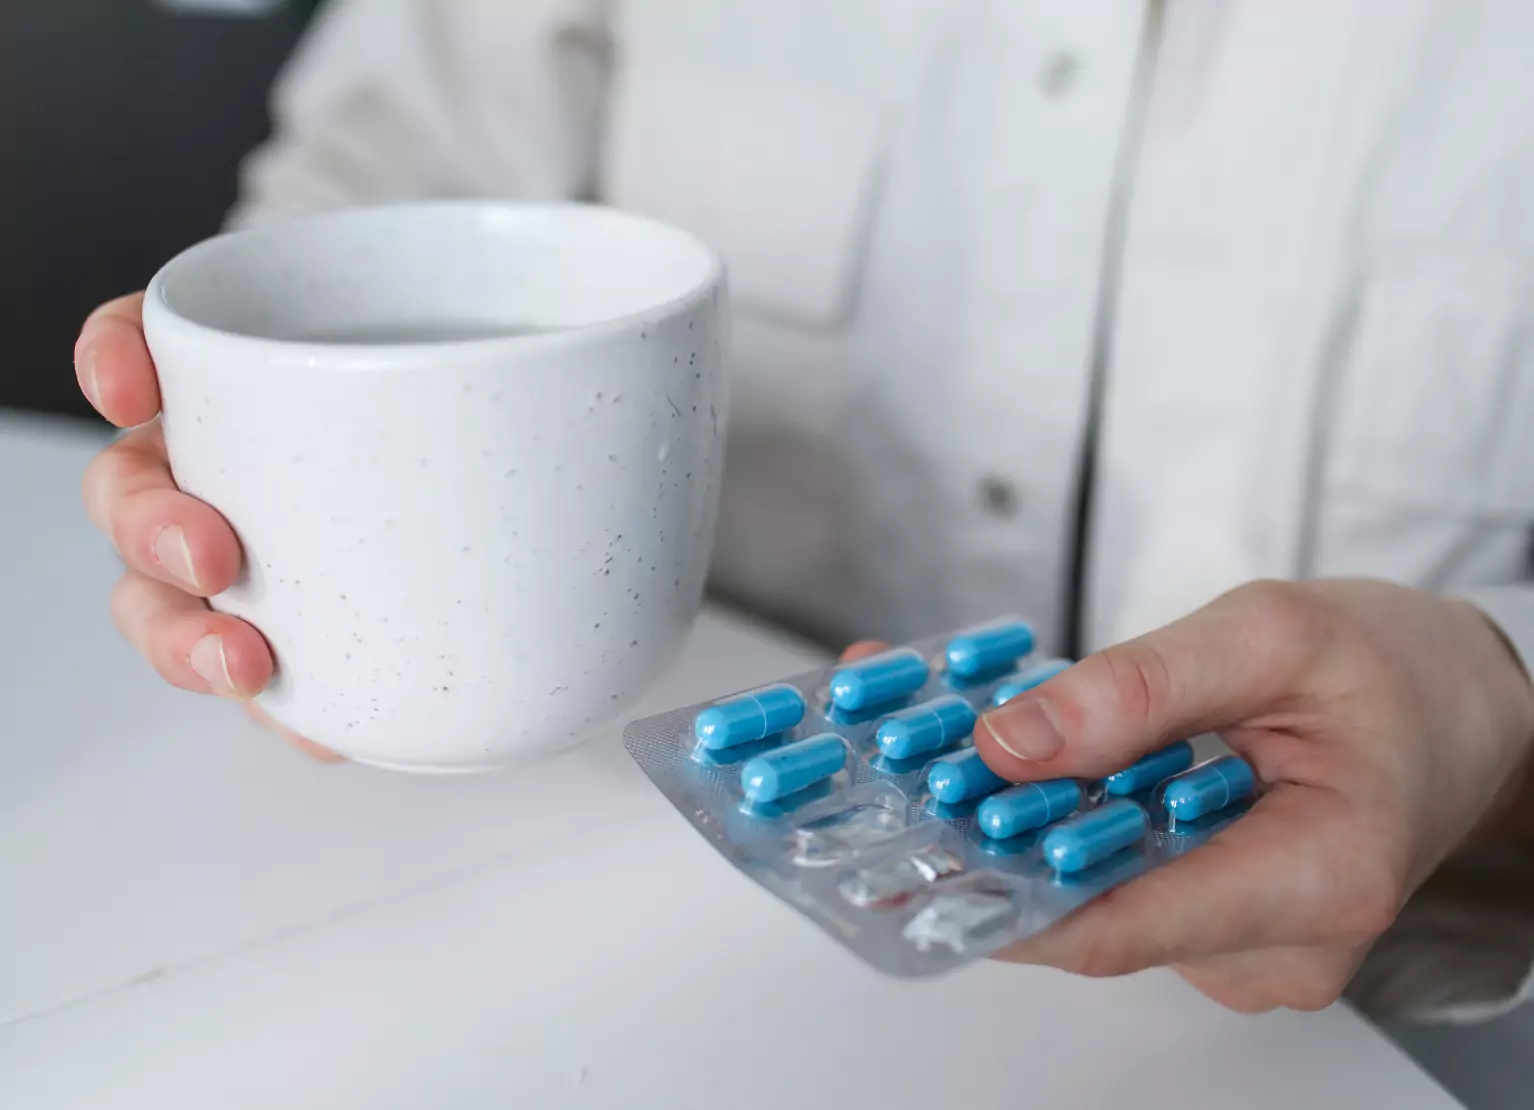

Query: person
[[73, 0, 1534, 1020]]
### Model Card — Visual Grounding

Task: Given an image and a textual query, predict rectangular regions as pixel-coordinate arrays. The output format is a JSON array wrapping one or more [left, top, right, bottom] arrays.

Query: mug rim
[[142, 200, 725, 368]]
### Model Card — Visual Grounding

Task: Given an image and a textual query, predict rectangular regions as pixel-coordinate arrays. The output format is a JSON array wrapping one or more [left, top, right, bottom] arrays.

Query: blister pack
[[623, 619, 1257, 978]]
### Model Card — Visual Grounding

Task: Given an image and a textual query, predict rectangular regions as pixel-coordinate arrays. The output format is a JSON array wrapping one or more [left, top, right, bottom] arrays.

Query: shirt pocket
[[600, 58, 889, 329], [1328, 257, 1534, 518]]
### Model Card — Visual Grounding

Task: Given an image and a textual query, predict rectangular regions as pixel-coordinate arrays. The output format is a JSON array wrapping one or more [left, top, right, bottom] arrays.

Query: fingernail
[[983, 697, 1066, 762], [190, 634, 237, 696], [153, 525, 200, 591]]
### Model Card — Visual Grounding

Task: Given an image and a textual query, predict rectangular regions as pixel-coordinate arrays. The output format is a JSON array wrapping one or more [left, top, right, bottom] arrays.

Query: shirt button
[[1037, 52, 1080, 98], [978, 474, 1021, 519]]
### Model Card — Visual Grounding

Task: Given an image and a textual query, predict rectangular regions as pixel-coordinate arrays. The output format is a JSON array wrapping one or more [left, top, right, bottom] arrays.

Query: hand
[[75, 294, 341, 762], [847, 579, 1534, 1011]]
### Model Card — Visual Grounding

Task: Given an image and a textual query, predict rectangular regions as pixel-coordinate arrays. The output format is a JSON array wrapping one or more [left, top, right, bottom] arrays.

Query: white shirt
[[229, 0, 1534, 1017], [230, 0, 1534, 659]]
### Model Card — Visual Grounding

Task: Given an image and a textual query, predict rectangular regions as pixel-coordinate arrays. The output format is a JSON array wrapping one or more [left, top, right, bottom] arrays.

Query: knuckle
[[1283, 977, 1347, 1013], [84, 443, 158, 554], [1091, 640, 1174, 737], [142, 615, 195, 689], [1063, 934, 1138, 979], [130, 594, 171, 653], [104, 492, 135, 554], [105, 487, 153, 563], [109, 573, 195, 688], [80, 448, 119, 532], [1336, 879, 1401, 942], [1179, 968, 1281, 1014], [107, 573, 137, 635], [1230, 579, 1319, 643], [1226, 579, 1332, 677]]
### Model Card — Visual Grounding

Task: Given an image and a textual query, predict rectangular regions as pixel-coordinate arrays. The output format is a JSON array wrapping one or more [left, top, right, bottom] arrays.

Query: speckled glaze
[[143, 203, 727, 771]]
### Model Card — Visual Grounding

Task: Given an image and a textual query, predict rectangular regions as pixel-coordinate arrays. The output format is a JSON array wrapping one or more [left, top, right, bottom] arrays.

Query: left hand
[[75, 293, 343, 763], [848, 578, 1534, 1012]]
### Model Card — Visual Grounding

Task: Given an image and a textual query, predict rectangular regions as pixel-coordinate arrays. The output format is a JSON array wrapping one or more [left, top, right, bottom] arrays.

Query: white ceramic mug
[[142, 202, 727, 771]]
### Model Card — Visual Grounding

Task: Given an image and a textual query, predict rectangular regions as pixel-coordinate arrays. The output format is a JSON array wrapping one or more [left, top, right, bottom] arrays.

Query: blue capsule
[[946, 621, 1036, 679], [1162, 756, 1256, 822], [927, 748, 1009, 805], [875, 695, 977, 760], [1102, 740, 1195, 797], [829, 648, 930, 712], [693, 684, 806, 751], [976, 779, 1083, 840], [1042, 799, 1148, 874], [992, 659, 1071, 706], [740, 733, 847, 804]]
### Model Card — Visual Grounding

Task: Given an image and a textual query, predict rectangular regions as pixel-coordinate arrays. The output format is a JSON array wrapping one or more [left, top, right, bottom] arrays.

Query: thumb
[[972, 581, 1317, 781]]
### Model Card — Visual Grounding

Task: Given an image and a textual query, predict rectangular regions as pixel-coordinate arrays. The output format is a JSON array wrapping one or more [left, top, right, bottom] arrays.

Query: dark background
[[2, 0, 318, 420]]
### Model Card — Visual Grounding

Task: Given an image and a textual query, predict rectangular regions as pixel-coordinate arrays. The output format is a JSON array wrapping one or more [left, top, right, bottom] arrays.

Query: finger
[[75, 293, 161, 427], [974, 580, 1321, 780], [991, 785, 1400, 976], [83, 422, 244, 596], [1174, 943, 1371, 1014], [244, 701, 346, 764], [839, 640, 891, 664], [110, 570, 273, 697]]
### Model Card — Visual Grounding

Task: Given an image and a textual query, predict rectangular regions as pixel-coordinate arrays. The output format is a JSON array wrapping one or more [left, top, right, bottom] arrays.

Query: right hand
[[75, 293, 342, 762]]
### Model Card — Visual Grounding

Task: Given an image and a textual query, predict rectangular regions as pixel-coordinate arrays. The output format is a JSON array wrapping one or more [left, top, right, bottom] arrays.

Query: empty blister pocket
[[624, 618, 1256, 977]]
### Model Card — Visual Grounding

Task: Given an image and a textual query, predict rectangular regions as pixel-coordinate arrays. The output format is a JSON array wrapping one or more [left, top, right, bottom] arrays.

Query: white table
[[0, 410, 1458, 1108]]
